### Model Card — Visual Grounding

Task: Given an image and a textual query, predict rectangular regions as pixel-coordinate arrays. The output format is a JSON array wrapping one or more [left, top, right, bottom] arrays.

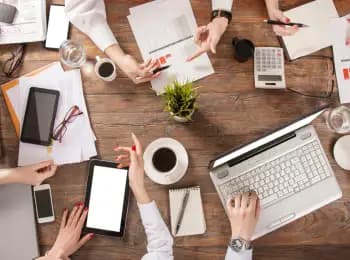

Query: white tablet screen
[[86, 166, 128, 232]]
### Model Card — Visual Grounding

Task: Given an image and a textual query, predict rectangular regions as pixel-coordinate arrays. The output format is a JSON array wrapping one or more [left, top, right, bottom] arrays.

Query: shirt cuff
[[88, 21, 118, 52], [212, 0, 233, 12], [225, 247, 253, 260], [137, 201, 161, 223]]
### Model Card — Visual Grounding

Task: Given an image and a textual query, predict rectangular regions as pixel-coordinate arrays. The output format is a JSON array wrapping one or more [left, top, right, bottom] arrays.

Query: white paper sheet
[[15, 63, 97, 166], [0, 0, 46, 44], [282, 0, 339, 60], [128, 0, 214, 94], [330, 15, 350, 104]]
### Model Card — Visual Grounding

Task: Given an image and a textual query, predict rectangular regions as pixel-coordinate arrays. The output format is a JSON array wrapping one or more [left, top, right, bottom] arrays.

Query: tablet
[[84, 160, 129, 237]]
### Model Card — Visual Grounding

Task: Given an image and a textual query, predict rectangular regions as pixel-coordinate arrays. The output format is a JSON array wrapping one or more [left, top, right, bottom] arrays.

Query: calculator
[[254, 47, 286, 89]]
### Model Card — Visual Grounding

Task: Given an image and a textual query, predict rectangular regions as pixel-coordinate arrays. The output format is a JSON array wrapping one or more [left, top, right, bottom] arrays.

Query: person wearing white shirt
[[41, 133, 173, 260], [187, 0, 299, 61]]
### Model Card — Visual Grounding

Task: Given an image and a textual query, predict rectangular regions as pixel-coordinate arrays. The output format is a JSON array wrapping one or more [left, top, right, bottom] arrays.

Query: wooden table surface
[[1, 0, 350, 259]]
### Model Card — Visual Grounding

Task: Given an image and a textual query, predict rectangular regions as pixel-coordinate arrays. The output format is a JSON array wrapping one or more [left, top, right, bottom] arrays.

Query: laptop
[[209, 108, 342, 240], [0, 184, 39, 259]]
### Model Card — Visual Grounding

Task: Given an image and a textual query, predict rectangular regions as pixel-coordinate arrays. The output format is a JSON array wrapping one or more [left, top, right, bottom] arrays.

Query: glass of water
[[59, 40, 86, 68], [326, 105, 350, 134]]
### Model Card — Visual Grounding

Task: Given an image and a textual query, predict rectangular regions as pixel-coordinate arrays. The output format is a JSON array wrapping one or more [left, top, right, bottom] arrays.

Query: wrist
[[105, 44, 126, 64], [0, 168, 17, 184], [212, 17, 229, 30], [133, 188, 151, 204], [47, 248, 65, 259]]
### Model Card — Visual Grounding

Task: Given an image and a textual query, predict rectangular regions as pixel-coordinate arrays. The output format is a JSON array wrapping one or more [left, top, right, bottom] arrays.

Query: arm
[[114, 134, 173, 259], [0, 161, 57, 186], [225, 248, 252, 260], [264, 0, 298, 36], [65, 0, 160, 84]]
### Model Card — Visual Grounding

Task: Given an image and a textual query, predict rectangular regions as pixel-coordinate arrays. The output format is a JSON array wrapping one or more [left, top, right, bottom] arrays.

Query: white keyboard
[[218, 140, 332, 208]]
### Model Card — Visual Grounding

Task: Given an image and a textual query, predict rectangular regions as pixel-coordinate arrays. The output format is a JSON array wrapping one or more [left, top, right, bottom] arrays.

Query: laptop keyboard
[[218, 140, 332, 208]]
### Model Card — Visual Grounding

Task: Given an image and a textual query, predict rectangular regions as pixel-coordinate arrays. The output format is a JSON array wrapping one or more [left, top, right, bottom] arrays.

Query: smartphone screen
[[34, 189, 53, 218], [45, 5, 69, 49], [20, 88, 59, 146]]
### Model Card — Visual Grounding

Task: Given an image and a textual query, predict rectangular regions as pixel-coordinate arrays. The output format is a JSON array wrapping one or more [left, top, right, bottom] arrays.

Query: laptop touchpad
[[267, 213, 296, 229]]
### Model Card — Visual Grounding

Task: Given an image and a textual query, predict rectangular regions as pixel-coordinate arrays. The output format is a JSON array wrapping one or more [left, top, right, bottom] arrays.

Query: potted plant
[[162, 80, 198, 123]]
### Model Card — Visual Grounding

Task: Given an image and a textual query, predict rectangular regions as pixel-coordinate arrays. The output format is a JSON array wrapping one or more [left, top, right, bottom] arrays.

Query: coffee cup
[[232, 37, 255, 62], [95, 56, 117, 81], [152, 147, 178, 174]]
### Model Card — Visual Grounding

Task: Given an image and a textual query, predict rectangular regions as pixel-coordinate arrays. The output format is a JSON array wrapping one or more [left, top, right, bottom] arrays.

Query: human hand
[[113, 133, 151, 204], [226, 191, 260, 241], [48, 203, 93, 259], [186, 17, 228, 62], [268, 9, 298, 36], [10, 160, 57, 186]]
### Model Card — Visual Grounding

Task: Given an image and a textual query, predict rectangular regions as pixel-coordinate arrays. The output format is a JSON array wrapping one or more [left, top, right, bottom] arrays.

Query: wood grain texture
[[1, 0, 350, 259]]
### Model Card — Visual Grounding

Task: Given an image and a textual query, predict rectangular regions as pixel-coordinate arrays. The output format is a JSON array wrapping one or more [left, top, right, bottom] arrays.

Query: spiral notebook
[[169, 186, 206, 237]]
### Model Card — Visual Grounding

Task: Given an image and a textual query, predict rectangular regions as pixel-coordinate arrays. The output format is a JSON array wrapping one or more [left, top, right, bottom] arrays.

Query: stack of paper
[[128, 0, 214, 94], [280, 0, 339, 60], [5, 63, 97, 166], [330, 15, 350, 104], [0, 0, 47, 44]]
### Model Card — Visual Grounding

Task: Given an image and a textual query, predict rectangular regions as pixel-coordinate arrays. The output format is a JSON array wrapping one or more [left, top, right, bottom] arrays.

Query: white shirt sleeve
[[65, 0, 118, 52], [212, 0, 233, 12], [138, 201, 174, 260], [225, 247, 253, 260]]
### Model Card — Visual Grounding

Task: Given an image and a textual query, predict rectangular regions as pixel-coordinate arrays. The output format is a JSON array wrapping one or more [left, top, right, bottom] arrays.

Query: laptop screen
[[209, 108, 326, 169]]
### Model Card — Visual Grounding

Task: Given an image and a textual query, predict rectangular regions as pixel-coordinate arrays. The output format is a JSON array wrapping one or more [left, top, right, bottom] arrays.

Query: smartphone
[[20, 87, 60, 146], [33, 184, 55, 224], [45, 5, 70, 49]]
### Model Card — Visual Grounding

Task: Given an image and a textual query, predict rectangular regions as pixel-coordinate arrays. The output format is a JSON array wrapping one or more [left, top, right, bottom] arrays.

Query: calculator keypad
[[255, 48, 283, 72]]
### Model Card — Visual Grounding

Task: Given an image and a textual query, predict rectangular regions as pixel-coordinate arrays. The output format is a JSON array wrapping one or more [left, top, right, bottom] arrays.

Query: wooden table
[[1, 0, 350, 259]]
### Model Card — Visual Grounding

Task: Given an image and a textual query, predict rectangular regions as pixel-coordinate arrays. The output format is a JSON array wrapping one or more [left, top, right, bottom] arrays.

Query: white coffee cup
[[94, 56, 117, 81]]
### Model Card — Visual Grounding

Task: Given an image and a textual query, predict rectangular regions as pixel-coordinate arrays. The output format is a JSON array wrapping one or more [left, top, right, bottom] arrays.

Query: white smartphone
[[45, 5, 70, 49], [33, 184, 55, 224]]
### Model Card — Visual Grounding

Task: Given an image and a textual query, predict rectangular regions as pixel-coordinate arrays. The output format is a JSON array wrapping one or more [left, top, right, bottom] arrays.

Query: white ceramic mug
[[94, 56, 117, 81]]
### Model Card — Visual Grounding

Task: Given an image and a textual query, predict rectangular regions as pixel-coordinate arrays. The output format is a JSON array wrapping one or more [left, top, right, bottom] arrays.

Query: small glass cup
[[325, 105, 350, 134], [59, 40, 86, 68]]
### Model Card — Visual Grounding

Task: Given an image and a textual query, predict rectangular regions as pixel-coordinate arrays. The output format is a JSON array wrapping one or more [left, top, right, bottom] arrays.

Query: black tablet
[[20, 87, 60, 146], [84, 160, 129, 237]]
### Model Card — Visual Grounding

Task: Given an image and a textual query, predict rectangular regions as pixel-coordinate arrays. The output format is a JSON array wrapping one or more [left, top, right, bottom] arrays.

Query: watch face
[[232, 239, 243, 252]]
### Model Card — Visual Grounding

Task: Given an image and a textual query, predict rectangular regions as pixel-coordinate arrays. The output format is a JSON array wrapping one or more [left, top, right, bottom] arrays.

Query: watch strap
[[211, 9, 232, 24]]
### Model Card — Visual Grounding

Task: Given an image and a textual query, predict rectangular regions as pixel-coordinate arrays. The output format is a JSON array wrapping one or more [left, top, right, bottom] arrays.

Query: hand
[[186, 17, 228, 62], [10, 161, 57, 186], [226, 191, 260, 241], [48, 203, 93, 259], [268, 9, 298, 36], [113, 133, 151, 204]]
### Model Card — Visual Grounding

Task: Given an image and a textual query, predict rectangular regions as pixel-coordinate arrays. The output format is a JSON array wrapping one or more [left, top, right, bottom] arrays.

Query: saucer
[[334, 135, 350, 171], [143, 138, 188, 185]]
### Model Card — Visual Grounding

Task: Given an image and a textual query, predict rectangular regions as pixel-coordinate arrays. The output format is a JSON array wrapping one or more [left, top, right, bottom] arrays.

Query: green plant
[[162, 80, 198, 120]]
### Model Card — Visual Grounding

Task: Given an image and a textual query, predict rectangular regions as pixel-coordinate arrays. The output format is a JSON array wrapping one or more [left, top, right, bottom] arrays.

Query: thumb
[[77, 233, 94, 249], [32, 160, 53, 171], [279, 14, 290, 24]]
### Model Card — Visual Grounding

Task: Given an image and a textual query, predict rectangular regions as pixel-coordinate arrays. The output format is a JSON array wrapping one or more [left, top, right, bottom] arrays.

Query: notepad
[[169, 186, 206, 237], [280, 0, 339, 60]]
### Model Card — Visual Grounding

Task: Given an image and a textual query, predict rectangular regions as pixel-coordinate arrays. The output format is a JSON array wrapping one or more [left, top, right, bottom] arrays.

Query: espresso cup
[[232, 37, 255, 62], [152, 147, 177, 173], [95, 56, 117, 81]]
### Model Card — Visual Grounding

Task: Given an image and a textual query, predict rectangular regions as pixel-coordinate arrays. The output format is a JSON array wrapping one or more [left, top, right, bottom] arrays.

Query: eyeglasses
[[2, 45, 25, 78], [52, 106, 83, 143]]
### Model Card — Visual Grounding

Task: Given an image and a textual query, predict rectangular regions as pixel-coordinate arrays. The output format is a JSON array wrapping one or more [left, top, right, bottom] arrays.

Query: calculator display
[[258, 75, 282, 81]]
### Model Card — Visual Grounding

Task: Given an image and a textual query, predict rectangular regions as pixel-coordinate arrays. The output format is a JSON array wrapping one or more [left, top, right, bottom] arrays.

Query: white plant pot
[[171, 110, 194, 123]]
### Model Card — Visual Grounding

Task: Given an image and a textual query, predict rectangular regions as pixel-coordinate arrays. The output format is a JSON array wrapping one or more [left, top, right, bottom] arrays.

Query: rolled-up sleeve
[[138, 201, 174, 260], [65, 0, 118, 51], [225, 247, 253, 260], [212, 0, 233, 12]]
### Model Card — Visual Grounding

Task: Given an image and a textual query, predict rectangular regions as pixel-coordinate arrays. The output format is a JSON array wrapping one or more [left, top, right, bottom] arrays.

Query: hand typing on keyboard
[[227, 191, 260, 242]]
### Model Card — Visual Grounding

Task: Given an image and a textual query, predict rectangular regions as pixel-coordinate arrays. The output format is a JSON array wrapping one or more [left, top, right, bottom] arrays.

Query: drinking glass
[[325, 105, 350, 134], [59, 40, 86, 68]]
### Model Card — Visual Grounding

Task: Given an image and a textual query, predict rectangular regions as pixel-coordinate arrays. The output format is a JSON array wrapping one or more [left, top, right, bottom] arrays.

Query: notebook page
[[169, 187, 206, 237], [281, 0, 339, 60]]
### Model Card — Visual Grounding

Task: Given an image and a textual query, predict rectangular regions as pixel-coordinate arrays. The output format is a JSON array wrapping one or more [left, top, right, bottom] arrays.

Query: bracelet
[[211, 9, 232, 24]]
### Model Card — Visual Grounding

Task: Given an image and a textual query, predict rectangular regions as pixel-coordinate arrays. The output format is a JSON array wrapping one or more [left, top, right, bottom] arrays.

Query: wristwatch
[[229, 236, 252, 252], [211, 9, 232, 24]]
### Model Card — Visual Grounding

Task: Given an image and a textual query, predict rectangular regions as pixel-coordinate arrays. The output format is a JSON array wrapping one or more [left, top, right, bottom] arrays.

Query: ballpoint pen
[[264, 19, 309, 28], [135, 65, 171, 80], [175, 190, 190, 235]]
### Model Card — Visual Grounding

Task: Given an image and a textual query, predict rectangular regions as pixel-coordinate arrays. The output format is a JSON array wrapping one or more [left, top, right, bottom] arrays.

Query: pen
[[135, 65, 171, 80], [175, 190, 190, 235], [264, 19, 308, 28]]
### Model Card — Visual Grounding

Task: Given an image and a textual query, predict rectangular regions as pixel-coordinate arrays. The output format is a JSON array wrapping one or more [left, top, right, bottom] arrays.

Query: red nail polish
[[286, 18, 290, 23], [63, 208, 67, 213], [132, 145, 136, 151], [84, 207, 88, 211], [89, 233, 95, 238]]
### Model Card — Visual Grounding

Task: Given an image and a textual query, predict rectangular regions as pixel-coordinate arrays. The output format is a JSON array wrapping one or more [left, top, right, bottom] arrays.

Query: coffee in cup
[[232, 37, 255, 62], [95, 56, 117, 81], [152, 147, 177, 173]]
